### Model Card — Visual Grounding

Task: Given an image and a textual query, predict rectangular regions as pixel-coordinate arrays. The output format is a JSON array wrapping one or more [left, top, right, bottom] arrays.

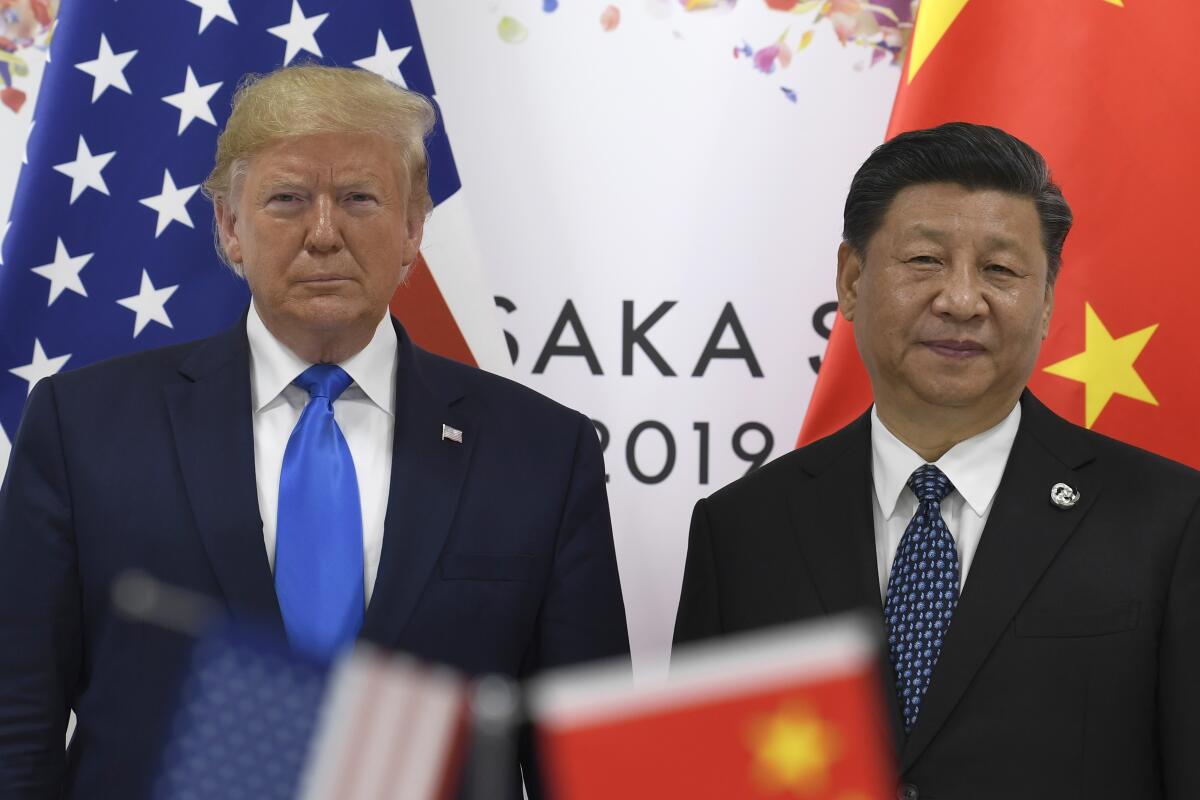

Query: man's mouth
[[923, 339, 986, 359]]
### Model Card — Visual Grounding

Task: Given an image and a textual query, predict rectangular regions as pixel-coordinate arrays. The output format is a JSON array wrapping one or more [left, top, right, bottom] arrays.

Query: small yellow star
[[908, 0, 1123, 84], [1043, 303, 1158, 428], [907, 0, 971, 84], [748, 702, 839, 795]]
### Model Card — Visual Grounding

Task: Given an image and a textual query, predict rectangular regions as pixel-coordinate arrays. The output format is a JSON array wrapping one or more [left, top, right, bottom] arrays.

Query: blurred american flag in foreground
[[154, 629, 469, 800], [115, 573, 481, 800]]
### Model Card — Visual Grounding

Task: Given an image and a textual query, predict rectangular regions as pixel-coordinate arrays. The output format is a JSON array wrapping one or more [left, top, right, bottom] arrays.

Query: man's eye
[[908, 255, 940, 265], [270, 193, 299, 203], [346, 193, 375, 203], [986, 263, 1017, 276]]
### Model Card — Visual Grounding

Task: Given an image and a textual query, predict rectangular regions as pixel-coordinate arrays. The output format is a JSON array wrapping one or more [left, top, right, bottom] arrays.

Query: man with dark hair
[[674, 122, 1200, 799]]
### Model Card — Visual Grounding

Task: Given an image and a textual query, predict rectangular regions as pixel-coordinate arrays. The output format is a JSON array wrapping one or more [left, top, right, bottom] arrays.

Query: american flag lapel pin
[[441, 423, 463, 444]]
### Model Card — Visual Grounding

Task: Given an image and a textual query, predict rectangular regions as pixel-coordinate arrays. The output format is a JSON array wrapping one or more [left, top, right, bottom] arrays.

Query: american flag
[[0, 0, 508, 485], [155, 627, 468, 800], [155, 627, 332, 800], [297, 646, 468, 800]]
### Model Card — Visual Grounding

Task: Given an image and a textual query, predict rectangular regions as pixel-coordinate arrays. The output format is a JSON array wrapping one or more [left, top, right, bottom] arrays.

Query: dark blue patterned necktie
[[883, 463, 959, 734]]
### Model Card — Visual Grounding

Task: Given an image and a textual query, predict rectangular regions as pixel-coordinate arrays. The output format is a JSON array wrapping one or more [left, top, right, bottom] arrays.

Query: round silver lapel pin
[[1050, 482, 1080, 509]]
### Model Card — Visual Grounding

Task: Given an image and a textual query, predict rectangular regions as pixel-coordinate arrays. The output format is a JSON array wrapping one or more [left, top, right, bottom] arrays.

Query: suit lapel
[[164, 318, 283, 631], [360, 322, 476, 645], [900, 393, 1099, 771], [786, 413, 881, 615], [786, 413, 904, 744]]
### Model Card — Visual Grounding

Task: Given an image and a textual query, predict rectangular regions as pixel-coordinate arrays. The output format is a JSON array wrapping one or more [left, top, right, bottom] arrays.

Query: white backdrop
[[411, 2, 900, 674], [0, 1, 903, 676]]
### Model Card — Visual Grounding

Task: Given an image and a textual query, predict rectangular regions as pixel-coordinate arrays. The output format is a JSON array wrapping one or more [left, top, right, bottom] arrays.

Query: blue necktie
[[274, 364, 364, 659], [883, 464, 959, 734]]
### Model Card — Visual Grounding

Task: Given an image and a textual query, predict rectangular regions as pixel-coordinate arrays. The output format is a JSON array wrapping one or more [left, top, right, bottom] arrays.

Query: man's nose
[[304, 195, 342, 253], [930, 261, 988, 321]]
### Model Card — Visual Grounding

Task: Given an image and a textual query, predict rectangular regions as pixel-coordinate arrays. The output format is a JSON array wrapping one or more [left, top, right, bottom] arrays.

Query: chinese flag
[[799, 0, 1200, 468], [533, 616, 895, 799]]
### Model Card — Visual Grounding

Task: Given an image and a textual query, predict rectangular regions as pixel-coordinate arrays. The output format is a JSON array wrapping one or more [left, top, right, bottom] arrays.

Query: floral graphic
[[734, 1, 914, 99], [497, 15, 529, 44], [678, 0, 739, 10], [787, 0, 915, 67], [493, 0, 913, 102], [0, 0, 57, 114], [600, 5, 622, 31]]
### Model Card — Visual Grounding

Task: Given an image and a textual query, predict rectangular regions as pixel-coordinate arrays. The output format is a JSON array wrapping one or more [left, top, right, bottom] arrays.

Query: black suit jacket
[[674, 392, 1200, 799], [0, 315, 630, 799]]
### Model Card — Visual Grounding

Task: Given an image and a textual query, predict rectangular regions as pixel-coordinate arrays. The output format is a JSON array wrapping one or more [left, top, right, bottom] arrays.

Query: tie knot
[[907, 464, 953, 503], [293, 364, 354, 401]]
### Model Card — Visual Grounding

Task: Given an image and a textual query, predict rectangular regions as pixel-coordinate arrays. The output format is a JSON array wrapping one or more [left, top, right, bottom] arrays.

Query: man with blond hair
[[0, 65, 629, 799]]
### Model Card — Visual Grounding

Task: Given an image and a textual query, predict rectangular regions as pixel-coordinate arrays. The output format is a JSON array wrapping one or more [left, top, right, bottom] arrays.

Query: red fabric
[[539, 668, 894, 799], [799, 0, 1200, 467], [389, 252, 476, 367]]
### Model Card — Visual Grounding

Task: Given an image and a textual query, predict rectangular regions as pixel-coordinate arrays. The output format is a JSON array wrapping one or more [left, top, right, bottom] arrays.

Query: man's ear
[[1040, 279, 1055, 339], [213, 198, 242, 265], [836, 241, 863, 323], [402, 212, 425, 269]]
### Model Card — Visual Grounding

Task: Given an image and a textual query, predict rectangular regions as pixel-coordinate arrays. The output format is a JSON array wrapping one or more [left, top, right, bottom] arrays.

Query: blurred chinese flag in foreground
[[531, 615, 894, 799]]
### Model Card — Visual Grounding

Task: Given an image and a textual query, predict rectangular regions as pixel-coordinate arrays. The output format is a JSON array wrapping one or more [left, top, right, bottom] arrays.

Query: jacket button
[[897, 784, 919, 800]]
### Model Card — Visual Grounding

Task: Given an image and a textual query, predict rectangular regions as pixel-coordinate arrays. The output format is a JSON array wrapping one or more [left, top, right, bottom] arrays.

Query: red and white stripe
[[391, 192, 511, 377], [298, 647, 467, 800]]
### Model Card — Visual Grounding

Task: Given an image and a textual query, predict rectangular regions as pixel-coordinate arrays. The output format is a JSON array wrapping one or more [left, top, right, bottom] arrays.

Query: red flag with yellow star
[[800, 0, 1200, 467], [531, 615, 894, 799]]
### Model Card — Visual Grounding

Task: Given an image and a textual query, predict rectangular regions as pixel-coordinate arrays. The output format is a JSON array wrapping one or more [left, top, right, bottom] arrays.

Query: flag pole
[[111, 569, 221, 636], [463, 674, 521, 800]]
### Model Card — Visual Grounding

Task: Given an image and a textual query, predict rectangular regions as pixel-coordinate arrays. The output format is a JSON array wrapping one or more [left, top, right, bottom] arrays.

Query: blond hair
[[203, 63, 437, 214]]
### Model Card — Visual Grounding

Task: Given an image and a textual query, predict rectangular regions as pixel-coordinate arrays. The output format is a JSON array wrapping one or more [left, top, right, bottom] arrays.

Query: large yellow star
[[907, 0, 1123, 84], [748, 702, 839, 795], [1043, 303, 1158, 428]]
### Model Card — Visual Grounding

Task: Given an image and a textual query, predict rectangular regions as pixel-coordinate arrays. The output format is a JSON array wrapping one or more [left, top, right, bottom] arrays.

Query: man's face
[[837, 182, 1054, 422], [215, 131, 423, 345]]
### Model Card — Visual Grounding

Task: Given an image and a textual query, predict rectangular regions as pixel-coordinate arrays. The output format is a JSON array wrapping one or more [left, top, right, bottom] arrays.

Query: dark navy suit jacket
[[0, 314, 630, 799], [675, 393, 1200, 799]]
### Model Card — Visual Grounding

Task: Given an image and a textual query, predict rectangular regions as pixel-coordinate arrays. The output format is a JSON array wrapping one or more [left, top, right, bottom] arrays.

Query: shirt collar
[[246, 303, 397, 415], [871, 401, 1021, 519]]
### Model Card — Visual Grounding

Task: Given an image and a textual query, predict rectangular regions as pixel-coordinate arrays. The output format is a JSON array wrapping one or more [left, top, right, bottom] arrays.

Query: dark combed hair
[[842, 122, 1073, 283]]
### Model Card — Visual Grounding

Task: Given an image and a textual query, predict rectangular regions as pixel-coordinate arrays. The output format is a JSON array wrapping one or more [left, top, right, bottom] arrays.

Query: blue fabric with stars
[[0, 0, 461, 453], [155, 626, 330, 800], [883, 463, 959, 734]]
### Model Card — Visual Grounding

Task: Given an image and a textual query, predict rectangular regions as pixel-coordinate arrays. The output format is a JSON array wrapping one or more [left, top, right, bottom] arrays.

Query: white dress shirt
[[246, 304, 396, 606], [870, 402, 1021, 600]]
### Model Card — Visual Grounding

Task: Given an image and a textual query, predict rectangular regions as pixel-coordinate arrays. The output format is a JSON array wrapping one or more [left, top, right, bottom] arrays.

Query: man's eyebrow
[[901, 223, 948, 241], [257, 171, 312, 187], [979, 232, 1027, 252], [899, 226, 1029, 252], [333, 172, 387, 187]]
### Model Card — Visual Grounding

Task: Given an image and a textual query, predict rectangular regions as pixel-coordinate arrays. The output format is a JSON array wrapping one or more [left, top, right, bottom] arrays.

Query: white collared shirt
[[870, 402, 1021, 600], [246, 303, 396, 606]]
